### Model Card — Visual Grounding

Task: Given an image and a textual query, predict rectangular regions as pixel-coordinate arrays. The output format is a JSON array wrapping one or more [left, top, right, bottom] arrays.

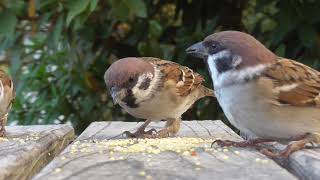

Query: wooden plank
[[266, 143, 320, 180], [34, 121, 296, 180], [0, 124, 74, 180], [288, 149, 320, 179], [241, 132, 320, 179]]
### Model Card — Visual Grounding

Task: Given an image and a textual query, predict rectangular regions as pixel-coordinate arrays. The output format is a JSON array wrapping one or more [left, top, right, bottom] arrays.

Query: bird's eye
[[212, 43, 217, 49], [209, 43, 221, 54]]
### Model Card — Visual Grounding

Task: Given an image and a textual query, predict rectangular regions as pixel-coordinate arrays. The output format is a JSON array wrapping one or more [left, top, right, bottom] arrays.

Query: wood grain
[[0, 124, 74, 180], [34, 121, 295, 180], [267, 143, 320, 180]]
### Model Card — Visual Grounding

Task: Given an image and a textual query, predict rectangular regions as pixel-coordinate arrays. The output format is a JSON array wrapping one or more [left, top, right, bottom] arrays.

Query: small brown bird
[[104, 57, 214, 138], [186, 31, 320, 157], [0, 70, 15, 137]]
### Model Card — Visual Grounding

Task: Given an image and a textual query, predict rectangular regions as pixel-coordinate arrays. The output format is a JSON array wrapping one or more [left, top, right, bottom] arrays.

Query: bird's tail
[[200, 85, 215, 97]]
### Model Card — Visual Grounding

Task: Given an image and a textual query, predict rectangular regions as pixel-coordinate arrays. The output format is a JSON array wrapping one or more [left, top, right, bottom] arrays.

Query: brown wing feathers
[[264, 59, 320, 107], [141, 57, 208, 96]]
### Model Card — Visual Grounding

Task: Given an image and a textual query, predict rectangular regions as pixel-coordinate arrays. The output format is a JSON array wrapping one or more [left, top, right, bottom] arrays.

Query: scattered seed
[[0, 137, 9, 142], [182, 151, 190, 156], [66, 137, 218, 157], [54, 168, 62, 173], [191, 151, 197, 156], [223, 155, 229, 160], [138, 171, 146, 176]]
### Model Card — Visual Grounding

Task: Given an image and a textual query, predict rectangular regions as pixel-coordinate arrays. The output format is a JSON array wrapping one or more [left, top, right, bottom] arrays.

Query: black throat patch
[[122, 89, 138, 108]]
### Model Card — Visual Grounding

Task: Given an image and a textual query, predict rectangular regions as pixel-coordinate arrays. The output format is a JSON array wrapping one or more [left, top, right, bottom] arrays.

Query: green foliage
[[0, 0, 320, 133]]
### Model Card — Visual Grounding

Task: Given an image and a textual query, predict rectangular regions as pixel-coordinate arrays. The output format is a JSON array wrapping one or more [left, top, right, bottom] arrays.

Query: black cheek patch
[[215, 56, 234, 73], [122, 89, 138, 108], [138, 78, 151, 90]]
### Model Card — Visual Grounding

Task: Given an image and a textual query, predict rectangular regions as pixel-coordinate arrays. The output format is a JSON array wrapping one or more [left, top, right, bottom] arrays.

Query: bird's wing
[[140, 57, 205, 96], [262, 58, 320, 107]]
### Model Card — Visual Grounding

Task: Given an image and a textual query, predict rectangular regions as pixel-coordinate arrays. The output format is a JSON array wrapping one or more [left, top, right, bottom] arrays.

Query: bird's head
[[186, 31, 277, 88], [104, 57, 155, 108]]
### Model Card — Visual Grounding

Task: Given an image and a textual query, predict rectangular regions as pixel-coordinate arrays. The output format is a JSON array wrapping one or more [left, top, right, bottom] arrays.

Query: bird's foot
[[211, 140, 253, 147], [146, 128, 170, 138], [123, 128, 171, 139], [212, 138, 274, 148], [123, 119, 155, 138], [259, 141, 308, 158], [123, 128, 157, 138], [131, 128, 173, 139], [259, 133, 320, 158]]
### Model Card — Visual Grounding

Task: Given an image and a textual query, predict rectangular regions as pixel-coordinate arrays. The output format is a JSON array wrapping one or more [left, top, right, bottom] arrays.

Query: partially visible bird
[[0, 70, 15, 137], [186, 31, 320, 158], [104, 57, 214, 138]]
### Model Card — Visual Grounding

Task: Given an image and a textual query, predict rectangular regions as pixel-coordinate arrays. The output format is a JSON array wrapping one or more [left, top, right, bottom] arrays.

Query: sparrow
[[186, 31, 320, 158], [104, 57, 214, 138], [0, 70, 15, 137]]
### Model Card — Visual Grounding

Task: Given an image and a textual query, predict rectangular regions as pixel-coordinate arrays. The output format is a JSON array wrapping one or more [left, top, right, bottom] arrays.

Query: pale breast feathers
[[262, 58, 320, 107], [140, 57, 205, 96]]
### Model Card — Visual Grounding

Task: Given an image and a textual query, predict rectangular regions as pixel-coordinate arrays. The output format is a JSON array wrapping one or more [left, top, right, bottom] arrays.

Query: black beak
[[186, 42, 208, 59]]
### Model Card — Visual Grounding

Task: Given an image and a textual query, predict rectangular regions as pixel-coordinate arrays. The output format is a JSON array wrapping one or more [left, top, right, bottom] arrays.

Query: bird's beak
[[186, 42, 208, 59], [110, 87, 119, 105]]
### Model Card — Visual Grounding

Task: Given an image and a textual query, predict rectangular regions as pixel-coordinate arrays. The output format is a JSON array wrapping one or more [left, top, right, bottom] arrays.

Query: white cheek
[[131, 67, 161, 103], [207, 56, 218, 82], [135, 73, 153, 89], [207, 50, 233, 86], [207, 50, 267, 88], [132, 73, 153, 100]]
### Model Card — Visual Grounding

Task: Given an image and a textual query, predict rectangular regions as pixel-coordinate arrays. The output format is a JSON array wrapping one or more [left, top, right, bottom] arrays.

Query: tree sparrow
[[186, 31, 320, 157], [0, 70, 15, 137], [104, 57, 214, 138]]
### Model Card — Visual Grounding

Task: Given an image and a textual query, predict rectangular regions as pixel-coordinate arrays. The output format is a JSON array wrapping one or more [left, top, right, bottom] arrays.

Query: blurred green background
[[1, 0, 320, 134]]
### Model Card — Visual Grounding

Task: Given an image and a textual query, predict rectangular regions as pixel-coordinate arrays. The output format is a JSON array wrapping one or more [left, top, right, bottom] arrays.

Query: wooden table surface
[[1, 121, 317, 180], [0, 124, 74, 180], [33, 121, 297, 180]]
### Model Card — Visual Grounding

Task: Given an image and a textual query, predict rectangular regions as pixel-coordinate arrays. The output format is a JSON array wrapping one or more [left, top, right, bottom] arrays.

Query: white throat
[[207, 52, 267, 89]]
